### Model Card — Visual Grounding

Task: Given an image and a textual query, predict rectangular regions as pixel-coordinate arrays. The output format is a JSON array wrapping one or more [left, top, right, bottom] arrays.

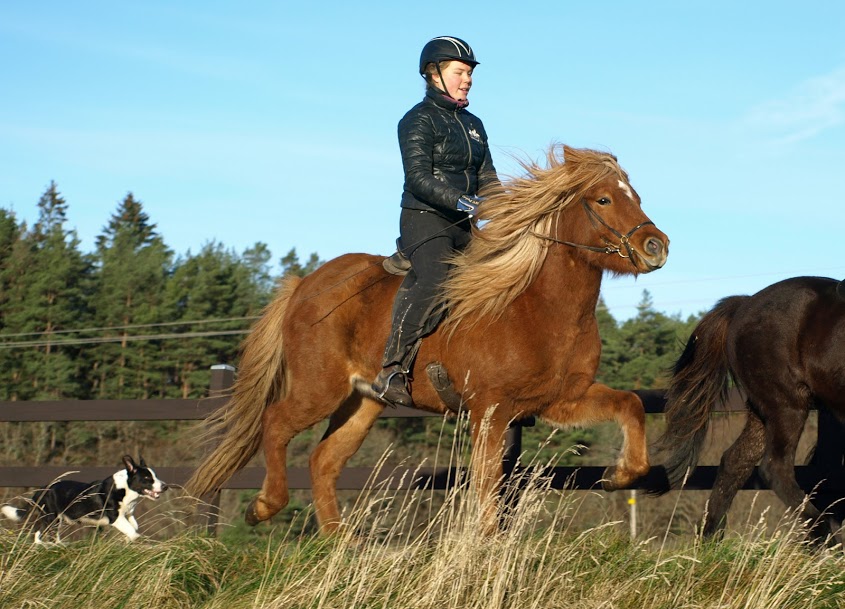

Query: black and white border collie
[[1, 455, 167, 543]]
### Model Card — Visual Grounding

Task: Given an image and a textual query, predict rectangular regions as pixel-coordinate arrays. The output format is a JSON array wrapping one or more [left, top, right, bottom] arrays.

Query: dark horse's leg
[[808, 408, 845, 543], [703, 408, 765, 538], [755, 390, 835, 543]]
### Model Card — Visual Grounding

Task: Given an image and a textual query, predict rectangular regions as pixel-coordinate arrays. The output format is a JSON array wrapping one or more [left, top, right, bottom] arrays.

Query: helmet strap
[[434, 63, 448, 96], [432, 63, 469, 108]]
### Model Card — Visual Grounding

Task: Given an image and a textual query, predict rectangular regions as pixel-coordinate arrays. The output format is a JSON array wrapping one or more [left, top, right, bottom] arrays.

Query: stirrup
[[382, 250, 411, 276], [372, 367, 413, 408]]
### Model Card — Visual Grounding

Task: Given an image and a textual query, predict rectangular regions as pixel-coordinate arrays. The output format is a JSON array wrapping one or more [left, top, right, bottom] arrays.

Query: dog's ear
[[123, 455, 137, 472], [139, 455, 147, 468]]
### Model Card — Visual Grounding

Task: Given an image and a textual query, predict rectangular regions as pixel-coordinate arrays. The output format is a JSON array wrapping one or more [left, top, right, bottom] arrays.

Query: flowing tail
[[186, 276, 301, 497], [652, 295, 748, 491]]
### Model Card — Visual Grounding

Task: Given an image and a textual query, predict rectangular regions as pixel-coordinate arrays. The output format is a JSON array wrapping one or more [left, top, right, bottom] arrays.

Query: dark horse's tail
[[186, 276, 301, 497], [651, 295, 749, 492]]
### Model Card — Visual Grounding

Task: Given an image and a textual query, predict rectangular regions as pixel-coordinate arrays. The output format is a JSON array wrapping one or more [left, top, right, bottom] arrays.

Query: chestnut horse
[[653, 276, 845, 545], [187, 145, 669, 533]]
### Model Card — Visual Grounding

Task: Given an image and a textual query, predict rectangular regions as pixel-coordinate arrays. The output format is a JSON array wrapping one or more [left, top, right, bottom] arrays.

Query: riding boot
[[375, 238, 448, 408], [372, 289, 430, 408], [372, 364, 414, 409]]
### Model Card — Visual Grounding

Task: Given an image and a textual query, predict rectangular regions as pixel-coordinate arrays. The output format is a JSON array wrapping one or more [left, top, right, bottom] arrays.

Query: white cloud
[[746, 66, 845, 145]]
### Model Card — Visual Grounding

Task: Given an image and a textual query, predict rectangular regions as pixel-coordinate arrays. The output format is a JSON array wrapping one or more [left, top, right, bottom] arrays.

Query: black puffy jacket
[[398, 88, 498, 220]]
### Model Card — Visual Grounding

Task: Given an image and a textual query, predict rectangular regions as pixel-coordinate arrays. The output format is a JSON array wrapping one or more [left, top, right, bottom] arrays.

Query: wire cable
[[0, 315, 260, 339], [0, 329, 250, 350]]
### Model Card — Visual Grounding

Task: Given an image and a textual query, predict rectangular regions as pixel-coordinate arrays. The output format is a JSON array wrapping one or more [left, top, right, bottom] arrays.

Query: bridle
[[532, 199, 654, 265]]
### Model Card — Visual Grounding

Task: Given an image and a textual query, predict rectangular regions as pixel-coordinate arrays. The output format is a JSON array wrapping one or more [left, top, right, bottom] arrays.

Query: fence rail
[[1, 366, 843, 499]]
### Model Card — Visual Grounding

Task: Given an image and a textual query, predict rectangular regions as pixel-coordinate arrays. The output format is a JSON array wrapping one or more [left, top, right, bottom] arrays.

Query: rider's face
[[433, 61, 473, 101]]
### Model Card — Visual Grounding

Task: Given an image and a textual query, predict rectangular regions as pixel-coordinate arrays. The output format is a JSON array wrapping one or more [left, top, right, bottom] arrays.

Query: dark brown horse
[[654, 276, 845, 544], [187, 145, 669, 533]]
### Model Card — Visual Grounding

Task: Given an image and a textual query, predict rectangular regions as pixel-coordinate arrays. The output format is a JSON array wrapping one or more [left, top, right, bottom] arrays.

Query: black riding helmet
[[418, 36, 479, 75]]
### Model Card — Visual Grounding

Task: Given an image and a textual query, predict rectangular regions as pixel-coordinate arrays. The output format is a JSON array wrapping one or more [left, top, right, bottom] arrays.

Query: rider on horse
[[372, 36, 500, 409]]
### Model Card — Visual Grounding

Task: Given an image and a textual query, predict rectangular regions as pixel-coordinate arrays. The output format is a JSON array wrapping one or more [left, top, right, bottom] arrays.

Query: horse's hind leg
[[703, 409, 765, 538], [310, 396, 384, 534], [757, 399, 830, 541], [245, 397, 302, 525]]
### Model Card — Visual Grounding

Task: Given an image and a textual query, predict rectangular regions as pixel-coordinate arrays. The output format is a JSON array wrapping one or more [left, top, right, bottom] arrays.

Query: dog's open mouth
[[144, 490, 163, 500]]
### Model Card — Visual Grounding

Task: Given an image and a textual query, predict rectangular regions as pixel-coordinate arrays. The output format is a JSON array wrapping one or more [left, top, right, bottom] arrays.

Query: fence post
[[209, 364, 235, 396], [503, 422, 523, 478], [196, 364, 235, 536]]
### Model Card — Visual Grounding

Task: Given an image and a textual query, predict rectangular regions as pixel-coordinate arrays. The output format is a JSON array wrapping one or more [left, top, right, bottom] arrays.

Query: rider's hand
[[456, 195, 483, 217]]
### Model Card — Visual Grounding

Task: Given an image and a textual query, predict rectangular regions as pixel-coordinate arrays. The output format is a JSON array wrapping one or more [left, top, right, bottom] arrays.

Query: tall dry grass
[[1, 417, 844, 608]]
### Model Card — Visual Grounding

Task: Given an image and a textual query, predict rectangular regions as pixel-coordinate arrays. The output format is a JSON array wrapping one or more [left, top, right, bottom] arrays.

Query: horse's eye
[[597, 197, 611, 206]]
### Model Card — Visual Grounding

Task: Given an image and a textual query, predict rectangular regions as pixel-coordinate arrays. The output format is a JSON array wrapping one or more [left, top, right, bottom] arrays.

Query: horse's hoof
[[601, 466, 620, 492], [244, 496, 275, 527], [245, 494, 287, 526], [245, 499, 260, 526], [602, 465, 649, 491]]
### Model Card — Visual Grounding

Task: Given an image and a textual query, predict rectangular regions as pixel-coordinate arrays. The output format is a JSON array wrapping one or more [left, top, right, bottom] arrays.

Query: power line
[[0, 315, 260, 340], [2, 267, 841, 349], [600, 266, 845, 292], [0, 328, 251, 350]]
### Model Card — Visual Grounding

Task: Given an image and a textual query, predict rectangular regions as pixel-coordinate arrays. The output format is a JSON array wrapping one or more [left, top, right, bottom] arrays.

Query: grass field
[[2, 462, 844, 609]]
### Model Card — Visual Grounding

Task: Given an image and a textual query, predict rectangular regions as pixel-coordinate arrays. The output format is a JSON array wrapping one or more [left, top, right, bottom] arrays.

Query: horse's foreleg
[[540, 384, 649, 491], [310, 396, 384, 534], [703, 409, 765, 537], [469, 408, 508, 534]]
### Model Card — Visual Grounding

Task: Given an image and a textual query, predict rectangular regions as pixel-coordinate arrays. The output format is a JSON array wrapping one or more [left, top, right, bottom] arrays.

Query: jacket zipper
[[454, 109, 473, 192]]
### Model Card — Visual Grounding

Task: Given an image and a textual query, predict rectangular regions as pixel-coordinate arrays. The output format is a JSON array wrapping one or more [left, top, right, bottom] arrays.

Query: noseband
[[532, 199, 654, 265]]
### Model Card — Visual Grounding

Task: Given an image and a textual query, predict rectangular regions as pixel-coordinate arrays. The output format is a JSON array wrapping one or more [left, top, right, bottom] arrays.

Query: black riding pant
[[382, 209, 472, 369]]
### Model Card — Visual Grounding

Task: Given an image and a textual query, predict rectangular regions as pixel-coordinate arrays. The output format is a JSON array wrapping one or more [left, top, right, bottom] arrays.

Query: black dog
[[1, 455, 167, 543]]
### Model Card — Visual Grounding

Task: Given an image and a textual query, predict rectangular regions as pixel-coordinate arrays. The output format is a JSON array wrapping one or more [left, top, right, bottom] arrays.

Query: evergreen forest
[[0, 183, 701, 472]]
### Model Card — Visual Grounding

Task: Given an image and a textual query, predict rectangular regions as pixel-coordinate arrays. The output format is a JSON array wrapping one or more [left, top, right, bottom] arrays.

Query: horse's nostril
[[646, 238, 663, 256]]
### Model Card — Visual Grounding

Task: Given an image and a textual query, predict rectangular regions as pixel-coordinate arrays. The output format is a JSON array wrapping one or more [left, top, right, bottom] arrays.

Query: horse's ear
[[123, 455, 137, 472]]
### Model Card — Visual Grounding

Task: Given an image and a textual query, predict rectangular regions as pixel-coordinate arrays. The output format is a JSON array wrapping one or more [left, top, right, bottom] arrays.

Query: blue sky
[[1, 2, 843, 321]]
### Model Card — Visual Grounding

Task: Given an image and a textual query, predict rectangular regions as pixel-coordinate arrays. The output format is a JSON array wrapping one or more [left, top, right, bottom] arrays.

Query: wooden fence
[[2, 364, 844, 514]]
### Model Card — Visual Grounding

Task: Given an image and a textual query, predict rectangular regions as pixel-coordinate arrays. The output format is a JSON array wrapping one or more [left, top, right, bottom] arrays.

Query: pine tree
[[595, 295, 624, 387], [235, 242, 274, 314], [88, 193, 172, 399], [614, 290, 685, 389], [0, 183, 91, 401], [0, 208, 22, 330], [0, 209, 19, 266], [0, 209, 23, 400], [162, 242, 263, 398], [0, 185, 91, 464], [280, 248, 322, 277]]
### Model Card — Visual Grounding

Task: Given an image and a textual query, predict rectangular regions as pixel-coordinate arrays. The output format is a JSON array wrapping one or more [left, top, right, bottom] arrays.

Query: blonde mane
[[440, 145, 628, 332]]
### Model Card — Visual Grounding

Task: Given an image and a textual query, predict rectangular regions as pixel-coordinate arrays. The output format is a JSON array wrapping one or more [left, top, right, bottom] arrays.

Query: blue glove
[[456, 195, 483, 217]]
